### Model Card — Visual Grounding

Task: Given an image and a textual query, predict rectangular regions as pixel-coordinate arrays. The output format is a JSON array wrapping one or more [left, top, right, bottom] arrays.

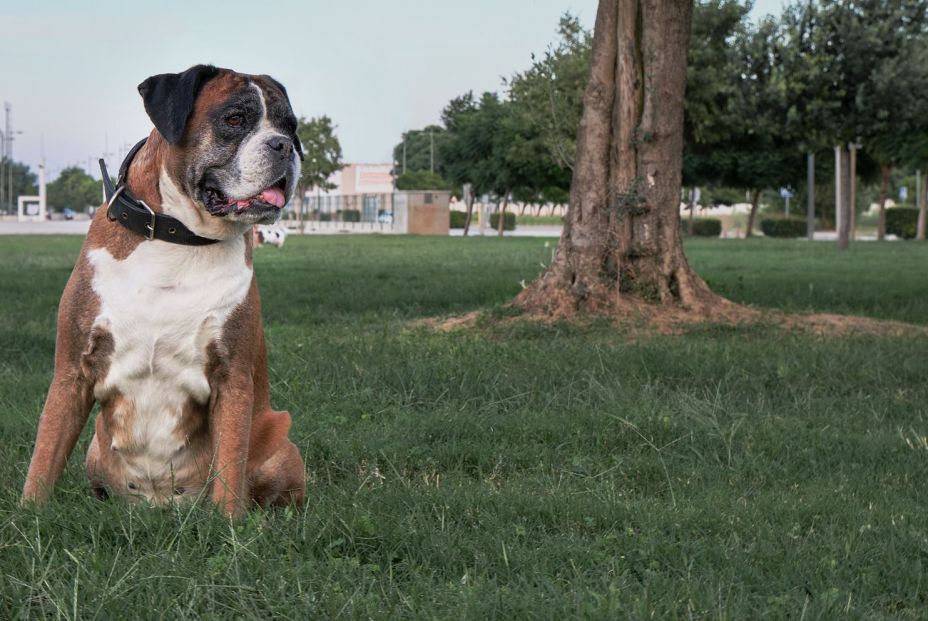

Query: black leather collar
[[100, 138, 220, 246]]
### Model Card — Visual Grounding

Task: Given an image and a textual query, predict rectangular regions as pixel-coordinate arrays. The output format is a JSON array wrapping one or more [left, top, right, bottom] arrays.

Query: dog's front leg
[[22, 372, 94, 504], [209, 374, 253, 518]]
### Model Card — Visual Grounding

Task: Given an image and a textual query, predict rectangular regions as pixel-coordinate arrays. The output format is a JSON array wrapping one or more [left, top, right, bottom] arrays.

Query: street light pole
[[0, 128, 5, 212]]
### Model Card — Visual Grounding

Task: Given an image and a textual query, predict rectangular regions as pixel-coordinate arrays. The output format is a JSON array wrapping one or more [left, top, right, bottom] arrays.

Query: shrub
[[312, 211, 333, 222], [489, 212, 516, 231], [449, 210, 468, 228], [760, 217, 806, 238], [682, 218, 722, 237], [885, 207, 919, 239], [339, 209, 361, 223]]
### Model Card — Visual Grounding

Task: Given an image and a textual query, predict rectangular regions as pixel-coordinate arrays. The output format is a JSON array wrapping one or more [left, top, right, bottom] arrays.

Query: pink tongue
[[259, 187, 286, 208]]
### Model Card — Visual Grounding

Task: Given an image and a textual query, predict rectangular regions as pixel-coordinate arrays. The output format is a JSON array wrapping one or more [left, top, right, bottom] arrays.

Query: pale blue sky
[[0, 0, 783, 180]]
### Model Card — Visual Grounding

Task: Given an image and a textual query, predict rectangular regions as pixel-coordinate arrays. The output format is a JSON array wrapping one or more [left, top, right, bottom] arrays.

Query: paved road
[[0, 220, 92, 235]]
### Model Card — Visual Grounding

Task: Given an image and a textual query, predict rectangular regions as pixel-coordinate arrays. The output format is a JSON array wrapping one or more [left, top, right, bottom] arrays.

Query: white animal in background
[[254, 225, 288, 248]]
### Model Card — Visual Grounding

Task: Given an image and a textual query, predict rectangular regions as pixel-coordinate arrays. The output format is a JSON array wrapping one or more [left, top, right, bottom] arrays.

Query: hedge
[[490, 212, 516, 231], [682, 218, 722, 237], [886, 207, 919, 239], [339, 209, 362, 223], [760, 217, 806, 238], [450, 210, 468, 228]]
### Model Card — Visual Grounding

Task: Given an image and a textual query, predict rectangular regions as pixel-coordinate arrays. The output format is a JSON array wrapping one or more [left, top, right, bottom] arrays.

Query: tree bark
[[497, 195, 509, 237], [745, 189, 760, 238], [516, 0, 722, 316], [462, 183, 475, 237], [836, 147, 851, 250], [848, 143, 857, 241], [876, 164, 891, 241], [917, 169, 927, 241]]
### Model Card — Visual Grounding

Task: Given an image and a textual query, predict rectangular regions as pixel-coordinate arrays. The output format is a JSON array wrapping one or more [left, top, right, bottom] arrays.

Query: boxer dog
[[21, 65, 305, 516]]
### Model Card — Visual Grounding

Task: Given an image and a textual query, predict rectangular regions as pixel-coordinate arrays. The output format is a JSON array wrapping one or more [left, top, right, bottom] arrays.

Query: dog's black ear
[[137, 65, 220, 144]]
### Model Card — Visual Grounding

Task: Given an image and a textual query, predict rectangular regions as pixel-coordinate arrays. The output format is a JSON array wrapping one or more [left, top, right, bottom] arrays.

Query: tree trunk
[[745, 189, 760, 238], [497, 195, 508, 237], [918, 169, 927, 241], [516, 0, 722, 316], [876, 164, 891, 241], [462, 183, 475, 237], [848, 143, 857, 241], [836, 145, 851, 250]]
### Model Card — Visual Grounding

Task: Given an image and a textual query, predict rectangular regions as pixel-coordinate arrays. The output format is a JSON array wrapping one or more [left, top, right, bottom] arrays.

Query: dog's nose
[[266, 136, 291, 155]]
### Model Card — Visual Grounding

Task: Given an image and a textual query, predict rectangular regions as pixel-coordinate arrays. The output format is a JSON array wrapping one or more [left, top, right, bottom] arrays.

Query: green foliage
[[703, 186, 746, 207], [449, 210, 468, 229], [3, 237, 928, 617], [395, 170, 452, 191], [0, 158, 38, 211], [683, 218, 722, 237], [392, 126, 447, 175], [781, 1, 928, 165], [507, 14, 590, 171], [685, 7, 804, 195], [438, 91, 567, 205], [297, 116, 344, 191], [760, 217, 807, 238], [489, 211, 516, 231], [46, 166, 102, 212], [885, 207, 919, 239], [339, 209, 361, 223]]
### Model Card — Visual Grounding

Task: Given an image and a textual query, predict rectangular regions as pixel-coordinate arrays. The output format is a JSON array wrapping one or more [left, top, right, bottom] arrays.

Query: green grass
[[515, 214, 564, 226], [2, 235, 928, 618]]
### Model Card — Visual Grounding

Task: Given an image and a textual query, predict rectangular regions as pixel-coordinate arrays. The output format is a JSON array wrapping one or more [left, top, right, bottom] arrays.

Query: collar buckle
[[138, 199, 156, 241]]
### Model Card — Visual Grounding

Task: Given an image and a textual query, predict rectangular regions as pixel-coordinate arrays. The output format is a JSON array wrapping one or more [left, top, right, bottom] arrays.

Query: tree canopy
[[296, 116, 344, 191], [47, 167, 102, 212]]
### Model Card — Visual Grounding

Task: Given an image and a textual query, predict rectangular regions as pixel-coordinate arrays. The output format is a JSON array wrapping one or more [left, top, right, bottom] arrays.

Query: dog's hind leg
[[247, 409, 306, 508]]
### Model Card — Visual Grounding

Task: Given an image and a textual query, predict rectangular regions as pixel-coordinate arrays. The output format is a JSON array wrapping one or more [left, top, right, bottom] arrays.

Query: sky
[[0, 0, 784, 181]]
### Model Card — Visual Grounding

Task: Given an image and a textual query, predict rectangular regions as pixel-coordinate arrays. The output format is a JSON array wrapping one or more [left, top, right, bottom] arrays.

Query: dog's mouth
[[202, 177, 288, 217]]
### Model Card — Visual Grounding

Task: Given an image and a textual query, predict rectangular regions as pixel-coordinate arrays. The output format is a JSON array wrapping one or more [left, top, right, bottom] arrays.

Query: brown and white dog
[[21, 65, 305, 516]]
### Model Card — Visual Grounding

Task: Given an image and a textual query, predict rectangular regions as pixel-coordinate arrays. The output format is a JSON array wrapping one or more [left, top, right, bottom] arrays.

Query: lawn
[[2, 235, 928, 618]]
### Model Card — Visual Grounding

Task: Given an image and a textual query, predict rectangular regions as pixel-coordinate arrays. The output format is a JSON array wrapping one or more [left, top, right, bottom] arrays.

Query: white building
[[309, 163, 393, 197]]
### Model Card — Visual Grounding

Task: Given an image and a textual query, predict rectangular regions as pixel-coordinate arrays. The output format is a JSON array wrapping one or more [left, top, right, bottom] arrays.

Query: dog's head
[[138, 64, 302, 226]]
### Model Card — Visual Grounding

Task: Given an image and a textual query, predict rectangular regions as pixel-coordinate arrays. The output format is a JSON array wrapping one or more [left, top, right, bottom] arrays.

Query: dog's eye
[[226, 115, 243, 127]]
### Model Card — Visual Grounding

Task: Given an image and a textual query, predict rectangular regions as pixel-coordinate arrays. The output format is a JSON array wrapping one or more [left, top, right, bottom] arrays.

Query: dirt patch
[[417, 302, 928, 340], [415, 311, 482, 332]]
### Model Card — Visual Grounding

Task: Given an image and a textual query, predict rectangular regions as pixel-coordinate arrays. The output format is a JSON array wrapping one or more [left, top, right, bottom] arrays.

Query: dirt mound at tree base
[[419, 302, 928, 340]]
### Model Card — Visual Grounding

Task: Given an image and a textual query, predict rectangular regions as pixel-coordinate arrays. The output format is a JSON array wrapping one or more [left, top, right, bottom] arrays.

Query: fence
[[287, 193, 397, 232]]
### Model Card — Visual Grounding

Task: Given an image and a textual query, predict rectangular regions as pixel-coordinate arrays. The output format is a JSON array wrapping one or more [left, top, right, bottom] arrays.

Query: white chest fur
[[87, 238, 252, 495]]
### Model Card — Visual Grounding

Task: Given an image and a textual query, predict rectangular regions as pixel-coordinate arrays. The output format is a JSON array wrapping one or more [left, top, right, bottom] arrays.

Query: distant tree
[[392, 126, 448, 175], [686, 10, 805, 236], [849, 1, 928, 239], [1, 159, 38, 211], [46, 167, 102, 212], [294, 116, 343, 229], [508, 14, 591, 173], [779, 0, 928, 243], [395, 170, 453, 191], [297, 115, 344, 192], [439, 92, 513, 235]]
